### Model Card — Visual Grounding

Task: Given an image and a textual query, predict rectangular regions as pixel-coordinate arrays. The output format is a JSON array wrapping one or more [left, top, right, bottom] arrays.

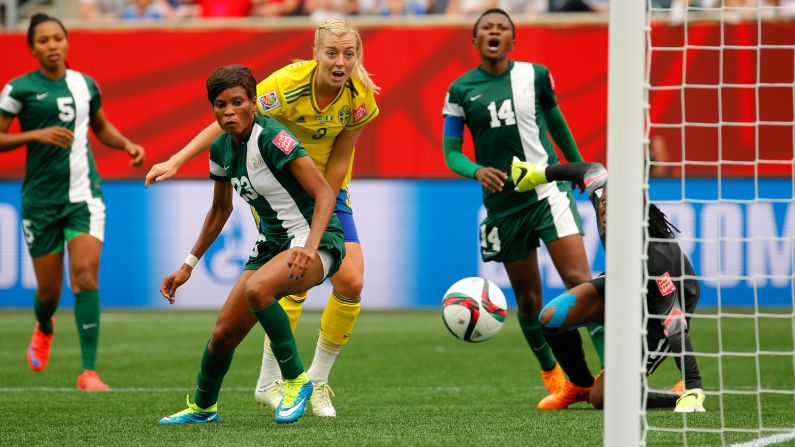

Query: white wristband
[[184, 253, 199, 269]]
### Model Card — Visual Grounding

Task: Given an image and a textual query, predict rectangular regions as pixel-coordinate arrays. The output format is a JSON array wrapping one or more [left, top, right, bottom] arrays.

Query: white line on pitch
[[0, 387, 253, 393], [729, 431, 795, 447]]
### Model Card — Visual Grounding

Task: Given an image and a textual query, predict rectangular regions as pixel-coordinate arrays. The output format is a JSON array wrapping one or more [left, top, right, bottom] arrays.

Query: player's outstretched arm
[[144, 121, 223, 188], [160, 180, 233, 303]]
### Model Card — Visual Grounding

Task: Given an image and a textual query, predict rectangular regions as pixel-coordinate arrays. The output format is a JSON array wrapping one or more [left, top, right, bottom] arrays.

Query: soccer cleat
[[670, 380, 685, 396], [310, 382, 337, 417], [77, 370, 110, 391], [674, 388, 706, 413], [159, 396, 219, 424], [540, 364, 566, 395], [254, 380, 284, 409], [537, 381, 592, 410], [27, 320, 54, 372], [275, 372, 312, 424]]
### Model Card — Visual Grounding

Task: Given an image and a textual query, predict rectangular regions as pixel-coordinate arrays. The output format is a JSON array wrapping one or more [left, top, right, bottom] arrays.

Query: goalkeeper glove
[[511, 156, 548, 192]]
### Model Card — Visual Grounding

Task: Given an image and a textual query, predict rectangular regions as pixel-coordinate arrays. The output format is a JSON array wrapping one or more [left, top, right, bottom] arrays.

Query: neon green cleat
[[275, 372, 312, 424], [159, 396, 219, 424], [674, 388, 706, 413]]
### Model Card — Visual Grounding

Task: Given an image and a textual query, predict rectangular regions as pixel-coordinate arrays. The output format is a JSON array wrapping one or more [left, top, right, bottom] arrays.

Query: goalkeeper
[[512, 159, 705, 413]]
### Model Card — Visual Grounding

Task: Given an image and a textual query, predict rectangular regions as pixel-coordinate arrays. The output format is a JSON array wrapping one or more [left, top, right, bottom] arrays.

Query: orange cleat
[[27, 320, 54, 372], [537, 381, 592, 410], [540, 364, 566, 395], [670, 380, 685, 396], [77, 370, 110, 391]]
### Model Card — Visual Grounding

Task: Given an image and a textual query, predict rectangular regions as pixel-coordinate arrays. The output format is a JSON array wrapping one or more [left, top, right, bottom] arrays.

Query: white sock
[[256, 339, 282, 388], [307, 336, 342, 384]]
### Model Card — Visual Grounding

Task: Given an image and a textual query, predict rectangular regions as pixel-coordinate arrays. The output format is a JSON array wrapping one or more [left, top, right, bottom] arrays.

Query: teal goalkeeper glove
[[511, 157, 548, 192]]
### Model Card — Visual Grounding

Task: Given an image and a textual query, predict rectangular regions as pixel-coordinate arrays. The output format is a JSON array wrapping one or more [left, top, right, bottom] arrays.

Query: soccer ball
[[441, 277, 507, 342]]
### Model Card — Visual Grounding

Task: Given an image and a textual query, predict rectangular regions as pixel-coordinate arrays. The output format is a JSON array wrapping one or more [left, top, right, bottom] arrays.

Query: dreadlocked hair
[[648, 204, 679, 239]]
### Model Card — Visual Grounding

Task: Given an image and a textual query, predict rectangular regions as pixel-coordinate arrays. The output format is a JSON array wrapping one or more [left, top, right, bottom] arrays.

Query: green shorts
[[21, 198, 106, 257], [245, 225, 346, 280], [479, 190, 583, 263]]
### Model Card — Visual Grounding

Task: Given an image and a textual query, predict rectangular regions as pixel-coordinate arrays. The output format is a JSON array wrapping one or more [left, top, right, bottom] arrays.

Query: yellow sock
[[319, 291, 361, 345], [280, 293, 306, 333]]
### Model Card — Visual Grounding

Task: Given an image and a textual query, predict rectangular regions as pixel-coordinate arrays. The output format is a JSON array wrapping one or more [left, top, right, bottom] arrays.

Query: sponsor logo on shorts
[[352, 103, 368, 123], [258, 90, 280, 112], [656, 272, 676, 296], [272, 130, 298, 155]]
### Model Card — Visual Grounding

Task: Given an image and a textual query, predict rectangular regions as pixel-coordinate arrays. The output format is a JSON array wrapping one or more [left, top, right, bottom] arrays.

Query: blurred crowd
[[74, 0, 795, 22]]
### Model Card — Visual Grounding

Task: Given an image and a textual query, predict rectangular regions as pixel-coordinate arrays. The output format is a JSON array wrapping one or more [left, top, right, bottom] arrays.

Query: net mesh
[[642, 2, 795, 445]]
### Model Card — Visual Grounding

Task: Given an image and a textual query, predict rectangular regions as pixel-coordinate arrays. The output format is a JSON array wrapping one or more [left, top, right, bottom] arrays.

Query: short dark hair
[[206, 65, 257, 104], [472, 8, 516, 38], [27, 13, 68, 47]]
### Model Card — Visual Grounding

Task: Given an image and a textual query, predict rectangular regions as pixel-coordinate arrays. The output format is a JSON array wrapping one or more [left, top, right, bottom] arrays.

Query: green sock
[[34, 294, 57, 334], [589, 325, 605, 369], [194, 345, 233, 409], [74, 290, 100, 371], [253, 301, 304, 380], [518, 313, 557, 371]]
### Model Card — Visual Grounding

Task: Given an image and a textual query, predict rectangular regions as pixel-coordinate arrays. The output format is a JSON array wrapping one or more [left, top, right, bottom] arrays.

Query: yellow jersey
[[255, 60, 379, 189]]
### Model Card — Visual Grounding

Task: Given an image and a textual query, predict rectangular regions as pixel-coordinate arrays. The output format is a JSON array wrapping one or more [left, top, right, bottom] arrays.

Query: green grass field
[[1, 309, 794, 446]]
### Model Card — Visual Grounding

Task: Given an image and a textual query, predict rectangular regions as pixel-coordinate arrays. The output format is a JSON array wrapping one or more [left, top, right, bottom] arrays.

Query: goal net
[[639, 1, 795, 445]]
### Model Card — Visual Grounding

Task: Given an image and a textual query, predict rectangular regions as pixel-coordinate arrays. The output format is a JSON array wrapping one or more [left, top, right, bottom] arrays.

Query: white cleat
[[310, 382, 337, 417], [254, 380, 284, 410]]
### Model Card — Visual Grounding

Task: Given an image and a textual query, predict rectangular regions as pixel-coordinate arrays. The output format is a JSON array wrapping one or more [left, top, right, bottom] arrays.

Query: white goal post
[[604, 0, 645, 446]]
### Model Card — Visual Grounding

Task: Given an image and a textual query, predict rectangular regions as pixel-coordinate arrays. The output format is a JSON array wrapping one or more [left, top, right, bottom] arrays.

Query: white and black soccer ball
[[441, 277, 508, 342]]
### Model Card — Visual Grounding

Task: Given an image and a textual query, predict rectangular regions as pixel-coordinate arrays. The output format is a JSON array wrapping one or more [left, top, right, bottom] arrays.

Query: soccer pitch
[[1, 309, 793, 446]]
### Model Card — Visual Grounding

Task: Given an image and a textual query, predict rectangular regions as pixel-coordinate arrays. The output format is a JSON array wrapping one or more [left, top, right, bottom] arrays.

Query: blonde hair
[[314, 19, 380, 95]]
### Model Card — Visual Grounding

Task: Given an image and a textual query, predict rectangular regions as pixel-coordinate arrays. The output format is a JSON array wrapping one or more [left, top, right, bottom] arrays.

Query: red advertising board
[[0, 20, 792, 179]]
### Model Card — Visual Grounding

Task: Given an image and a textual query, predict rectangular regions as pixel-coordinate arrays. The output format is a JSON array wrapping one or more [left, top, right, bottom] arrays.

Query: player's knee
[[208, 327, 238, 355], [538, 305, 556, 330], [331, 271, 364, 297], [515, 290, 543, 315], [37, 284, 62, 302], [245, 281, 275, 310], [71, 265, 99, 291]]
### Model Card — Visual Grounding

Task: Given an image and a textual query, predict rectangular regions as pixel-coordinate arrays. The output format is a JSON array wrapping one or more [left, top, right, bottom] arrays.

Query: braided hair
[[648, 203, 679, 239]]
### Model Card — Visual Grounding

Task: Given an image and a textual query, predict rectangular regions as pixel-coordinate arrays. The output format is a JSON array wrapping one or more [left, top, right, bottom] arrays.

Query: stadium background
[[0, 19, 792, 309]]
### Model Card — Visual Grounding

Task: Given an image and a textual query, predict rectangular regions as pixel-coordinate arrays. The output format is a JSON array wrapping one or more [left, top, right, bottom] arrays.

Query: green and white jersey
[[0, 69, 103, 205], [210, 115, 341, 242], [443, 61, 572, 218]]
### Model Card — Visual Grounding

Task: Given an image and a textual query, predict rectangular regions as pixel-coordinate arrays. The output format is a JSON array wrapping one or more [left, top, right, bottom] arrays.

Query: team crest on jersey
[[272, 130, 298, 155], [656, 272, 676, 296], [338, 105, 351, 124], [247, 151, 265, 172], [352, 103, 368, 123], [258, 90, 280, 112]]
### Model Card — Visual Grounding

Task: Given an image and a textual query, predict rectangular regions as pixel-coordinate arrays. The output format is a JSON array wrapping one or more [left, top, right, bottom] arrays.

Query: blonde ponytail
[[314, 19, 381, 95]]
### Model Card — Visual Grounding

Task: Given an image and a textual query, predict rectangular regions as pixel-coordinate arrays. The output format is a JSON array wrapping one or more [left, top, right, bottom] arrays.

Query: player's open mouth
[[487, 38, 500, 50], [331, 70, 346, 81]]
